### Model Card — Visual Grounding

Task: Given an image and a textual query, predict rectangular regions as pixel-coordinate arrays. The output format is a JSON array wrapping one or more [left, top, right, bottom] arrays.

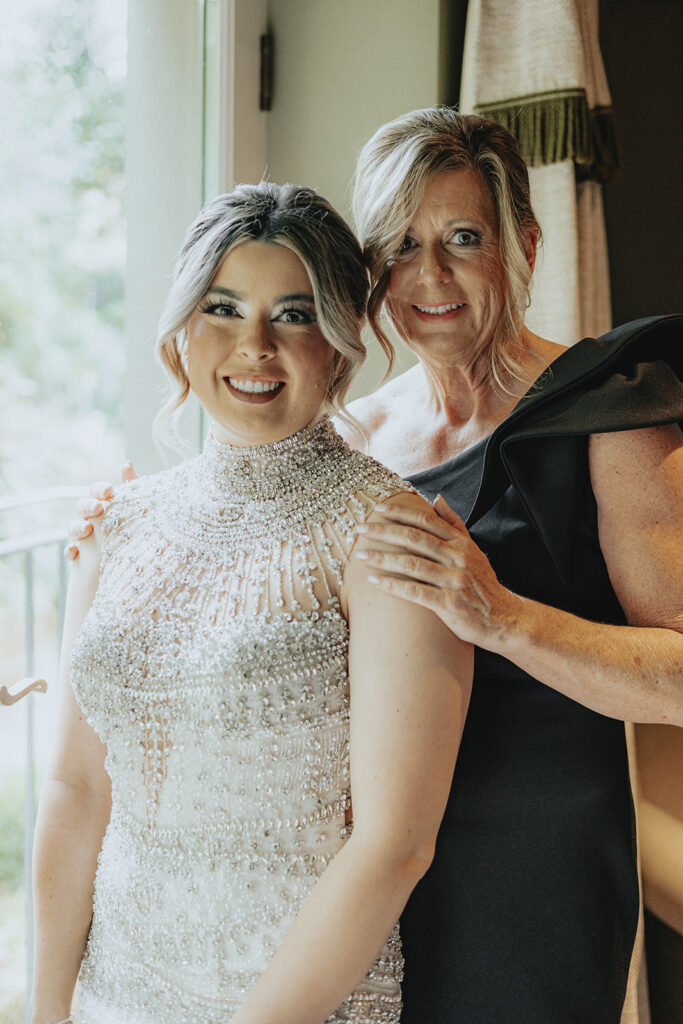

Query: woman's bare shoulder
[[338, 390, 389, 442], [337, 368, 421, 450]]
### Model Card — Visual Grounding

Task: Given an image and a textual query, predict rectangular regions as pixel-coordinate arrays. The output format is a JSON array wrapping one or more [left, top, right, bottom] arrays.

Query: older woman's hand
[[64, 462, 138, 560], [355, 495, 522, 648]]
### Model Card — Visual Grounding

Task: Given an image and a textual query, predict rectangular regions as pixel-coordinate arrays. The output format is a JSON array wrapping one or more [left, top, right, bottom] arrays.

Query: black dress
[[399, 315, 683, 1024]]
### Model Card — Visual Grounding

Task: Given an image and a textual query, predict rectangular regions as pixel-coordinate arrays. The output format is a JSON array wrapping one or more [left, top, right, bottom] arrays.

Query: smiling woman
[[29, 180, 473, 1024], [343, 106, 683, 1024], [186, 243, 335, 445], [153, 182, 385, 452]]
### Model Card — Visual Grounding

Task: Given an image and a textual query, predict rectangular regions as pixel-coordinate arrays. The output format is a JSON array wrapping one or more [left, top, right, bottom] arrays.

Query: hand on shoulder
[[64, 461, 138, 561], [344, 489, 521, 649]]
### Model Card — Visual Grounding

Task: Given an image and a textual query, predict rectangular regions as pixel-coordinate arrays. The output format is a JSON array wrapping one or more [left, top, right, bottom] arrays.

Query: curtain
[[459, 0, 618, 346]]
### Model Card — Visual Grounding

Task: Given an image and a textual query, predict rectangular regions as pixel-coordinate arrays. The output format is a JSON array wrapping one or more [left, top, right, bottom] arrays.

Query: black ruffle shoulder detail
[[469, 314, 683, 583]]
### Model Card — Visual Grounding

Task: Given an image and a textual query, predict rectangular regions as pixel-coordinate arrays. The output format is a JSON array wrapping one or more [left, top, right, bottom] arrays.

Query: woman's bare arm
[[500, 423, 683, 721], [354, 423, 683, 725], [228, 491, 473, 1024], [31, 526, 111, 1024]]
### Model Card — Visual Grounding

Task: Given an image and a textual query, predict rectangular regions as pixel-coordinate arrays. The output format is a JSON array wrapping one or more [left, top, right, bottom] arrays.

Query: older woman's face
[[386, 167, 506, 365]]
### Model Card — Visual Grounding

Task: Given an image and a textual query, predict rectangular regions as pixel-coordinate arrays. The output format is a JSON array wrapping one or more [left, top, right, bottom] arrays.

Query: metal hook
[[0, 677, 48, 706]]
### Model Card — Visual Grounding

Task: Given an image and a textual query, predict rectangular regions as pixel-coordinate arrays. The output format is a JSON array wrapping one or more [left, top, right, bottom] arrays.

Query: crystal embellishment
[[70, 416, 410, 1023]]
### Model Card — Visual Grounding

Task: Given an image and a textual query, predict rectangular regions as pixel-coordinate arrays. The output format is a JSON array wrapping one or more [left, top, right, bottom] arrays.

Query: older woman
[[68, 109, 683, 1023]]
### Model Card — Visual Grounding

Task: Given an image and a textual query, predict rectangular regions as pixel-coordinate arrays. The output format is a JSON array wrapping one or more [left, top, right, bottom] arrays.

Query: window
[[0, 2, 126, 1019]]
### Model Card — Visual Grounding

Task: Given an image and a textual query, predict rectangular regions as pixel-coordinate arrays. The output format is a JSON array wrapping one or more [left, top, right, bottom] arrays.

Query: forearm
[[495, 595, 683, 724], [231, 834, 427, 1024], [31, 774, 111, 1024]]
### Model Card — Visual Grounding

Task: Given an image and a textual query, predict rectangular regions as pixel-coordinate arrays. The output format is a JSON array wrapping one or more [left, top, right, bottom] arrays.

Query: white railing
[[0, 486, 87, 1024]]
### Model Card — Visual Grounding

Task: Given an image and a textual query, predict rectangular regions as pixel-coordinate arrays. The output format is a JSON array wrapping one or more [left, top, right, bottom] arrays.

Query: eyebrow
[[277, 292, 316, 304], [406, 219, 485, 232], [204, 286, 315, 304], [205, 286, 242, 300]]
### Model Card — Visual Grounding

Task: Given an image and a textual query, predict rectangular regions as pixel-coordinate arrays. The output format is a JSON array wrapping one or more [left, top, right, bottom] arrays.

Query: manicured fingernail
[[356, 524, 368, 533], [65, 545, 77, 560], [374, 504, 387, 512], [103, 487, 114, 499], [368, 574, 380, 584], [355, 550, 370, 560], [88, 501, 102, 513]]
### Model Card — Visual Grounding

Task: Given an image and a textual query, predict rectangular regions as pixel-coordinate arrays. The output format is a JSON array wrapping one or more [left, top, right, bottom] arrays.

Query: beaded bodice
[[70, 418, 409, 1024]]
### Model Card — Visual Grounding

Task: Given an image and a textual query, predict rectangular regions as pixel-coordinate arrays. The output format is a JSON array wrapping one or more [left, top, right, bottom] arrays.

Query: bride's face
[[186, 241, 336, 447]]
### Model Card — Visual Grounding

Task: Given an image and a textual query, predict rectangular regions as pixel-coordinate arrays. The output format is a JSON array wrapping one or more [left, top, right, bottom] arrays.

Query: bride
[[30, 182, 473, 1024]]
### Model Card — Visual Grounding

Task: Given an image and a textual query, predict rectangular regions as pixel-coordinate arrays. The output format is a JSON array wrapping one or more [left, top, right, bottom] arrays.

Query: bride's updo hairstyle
[[353, 107, 542, 394], [156, 181, 384, 435]]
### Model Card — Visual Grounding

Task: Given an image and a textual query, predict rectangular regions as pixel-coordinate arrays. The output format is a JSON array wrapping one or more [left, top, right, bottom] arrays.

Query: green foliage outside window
[[0, 0, 126, 498], [0, 3, 126, 1017]]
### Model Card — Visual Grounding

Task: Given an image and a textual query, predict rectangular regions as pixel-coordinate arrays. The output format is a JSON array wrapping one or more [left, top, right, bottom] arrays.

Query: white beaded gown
[[70, 417, 410, 1024]]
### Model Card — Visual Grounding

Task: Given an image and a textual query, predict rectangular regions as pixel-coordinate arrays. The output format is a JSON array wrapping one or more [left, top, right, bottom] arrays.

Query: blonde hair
[[155, 182, 383, 442], [352, 107, 542, 394]]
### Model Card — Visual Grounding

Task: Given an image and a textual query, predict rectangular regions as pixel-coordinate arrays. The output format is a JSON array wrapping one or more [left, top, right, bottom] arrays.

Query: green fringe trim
[[474, 88, 619, 184]]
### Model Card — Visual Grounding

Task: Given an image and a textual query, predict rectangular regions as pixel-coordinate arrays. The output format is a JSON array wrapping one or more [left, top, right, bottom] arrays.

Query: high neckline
[[200, 416, 346, 499]]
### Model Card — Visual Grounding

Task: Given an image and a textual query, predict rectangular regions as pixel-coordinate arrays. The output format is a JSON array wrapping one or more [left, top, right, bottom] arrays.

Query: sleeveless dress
[[399, 315, 683, 1024], [70, 417, 409, 1024]]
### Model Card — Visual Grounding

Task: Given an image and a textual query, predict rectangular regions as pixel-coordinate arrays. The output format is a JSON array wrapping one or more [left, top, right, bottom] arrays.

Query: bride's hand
[[64, 461, 137, 561], [354, 494, 523, 649]]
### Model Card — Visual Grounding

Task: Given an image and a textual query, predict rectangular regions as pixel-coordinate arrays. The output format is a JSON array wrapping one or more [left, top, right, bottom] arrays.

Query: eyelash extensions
[[197, 297, 317, 324]]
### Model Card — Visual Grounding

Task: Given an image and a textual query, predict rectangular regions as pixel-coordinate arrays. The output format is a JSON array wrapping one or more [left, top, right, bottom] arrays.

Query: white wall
[[266, 0, 441, 213], [266, 0, 444, 395]]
